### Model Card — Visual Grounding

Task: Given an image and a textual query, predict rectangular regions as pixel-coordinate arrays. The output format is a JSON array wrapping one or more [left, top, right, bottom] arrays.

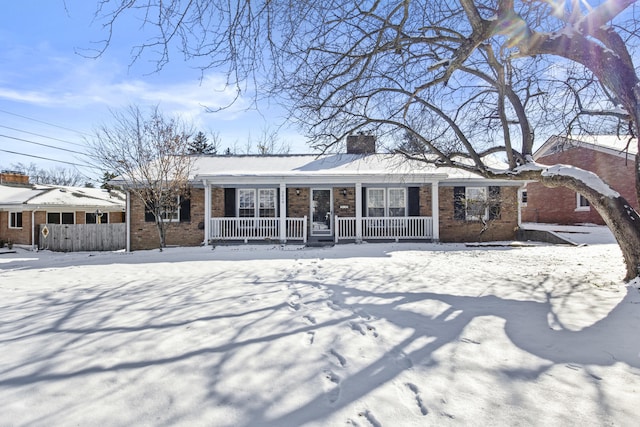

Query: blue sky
[[0, 1, 308, 182]]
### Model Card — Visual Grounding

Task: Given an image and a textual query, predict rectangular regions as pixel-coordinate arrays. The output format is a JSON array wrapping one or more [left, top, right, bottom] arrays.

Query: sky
[[0, 1, 310, 183]]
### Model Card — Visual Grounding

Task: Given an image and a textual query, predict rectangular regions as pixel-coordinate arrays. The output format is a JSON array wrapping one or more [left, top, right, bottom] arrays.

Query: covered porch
[[201, 177, 441, 245]]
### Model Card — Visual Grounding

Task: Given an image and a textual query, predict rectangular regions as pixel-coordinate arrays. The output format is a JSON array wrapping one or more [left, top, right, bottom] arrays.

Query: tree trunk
[[531, 168, 640, 281]]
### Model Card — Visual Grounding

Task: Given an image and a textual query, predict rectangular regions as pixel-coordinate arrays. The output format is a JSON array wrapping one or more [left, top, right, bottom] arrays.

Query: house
[[0, 171, 126, 249], [119, 135, 524, 251], [521, 135, 638, 225]]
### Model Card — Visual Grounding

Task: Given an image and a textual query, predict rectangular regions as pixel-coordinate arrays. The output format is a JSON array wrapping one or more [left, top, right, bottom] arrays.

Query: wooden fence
[[39, 223, 126, 252]]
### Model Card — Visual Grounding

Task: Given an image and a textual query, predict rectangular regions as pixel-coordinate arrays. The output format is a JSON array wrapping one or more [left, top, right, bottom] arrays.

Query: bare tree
[[92, 1, 640, 278], [9, 162, 84, 186], [89, 105, 195, 251]]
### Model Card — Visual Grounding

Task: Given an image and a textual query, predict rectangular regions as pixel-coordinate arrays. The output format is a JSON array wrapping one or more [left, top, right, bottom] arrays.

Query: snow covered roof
[[0, 183, 125, 210], [191, 153, 511, 185], [535, 135, 637, 160]]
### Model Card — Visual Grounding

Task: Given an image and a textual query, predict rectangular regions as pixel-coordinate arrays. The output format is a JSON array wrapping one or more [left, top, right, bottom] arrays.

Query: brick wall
[[130, 188, 205, 251], [521, 147, 637, 225], [419, 185, 432, 216], [439, 186, 519, 242], [287, 188, 310, 218], [333, 187, 356, 217], [0, 211, 33, 246]]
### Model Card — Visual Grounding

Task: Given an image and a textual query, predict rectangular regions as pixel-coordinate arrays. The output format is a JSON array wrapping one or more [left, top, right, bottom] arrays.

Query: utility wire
[[0, 133, 87, 155], [0, 148, 91, 168], [0, 108, 93, 137], [0, 124, 88, 148]]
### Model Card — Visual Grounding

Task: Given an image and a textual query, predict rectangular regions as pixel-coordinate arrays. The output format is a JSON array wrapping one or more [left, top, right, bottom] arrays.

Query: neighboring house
[[521, 135, 638, 225], [0, 172, 126, 249], [118, 135, 524, 251]]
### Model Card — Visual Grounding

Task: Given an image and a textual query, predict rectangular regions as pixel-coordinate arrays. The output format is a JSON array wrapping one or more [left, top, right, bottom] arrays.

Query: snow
[[1, 228, 639, 426], [542, 164, 621, 198]]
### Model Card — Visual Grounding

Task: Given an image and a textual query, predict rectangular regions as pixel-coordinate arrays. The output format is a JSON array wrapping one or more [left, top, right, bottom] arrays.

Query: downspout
[[126, 190, 131, 252], [31, 209, 36, 251]]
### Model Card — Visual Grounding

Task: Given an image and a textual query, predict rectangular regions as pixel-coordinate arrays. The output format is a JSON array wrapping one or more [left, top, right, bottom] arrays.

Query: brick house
[[521, 135, 638, 225], [121, 135, 523, 251], [0, 172, 126, 249]]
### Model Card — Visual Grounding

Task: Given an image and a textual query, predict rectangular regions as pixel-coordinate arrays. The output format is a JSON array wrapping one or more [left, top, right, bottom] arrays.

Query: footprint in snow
[[322, 370, 341, 403], [302, 314, 316, 325], [329, 349, 347, 367], [406, 382, 428, 416], [306, 331, 315, 345], [354, 410, 381, 427]]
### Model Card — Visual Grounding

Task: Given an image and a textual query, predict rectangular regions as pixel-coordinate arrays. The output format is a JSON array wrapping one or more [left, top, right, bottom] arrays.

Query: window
[[465, 187, 487, 221], [520, 190, 528, 206], [9, 212, 22, 229], [160, 196, 180, 222], [144, 194, 190, 223], [576, 193, 590, 211], [258, 189, 277, 217], [367, 188, 385, 217], [366, 188, 407, 217], [238, 189, 256, 218], [47, 212, 75, 224], [388, 189, 406, 217], [454, 186, 502, 221], [238, 189, 277, 217], [86, 212, 109, 224]]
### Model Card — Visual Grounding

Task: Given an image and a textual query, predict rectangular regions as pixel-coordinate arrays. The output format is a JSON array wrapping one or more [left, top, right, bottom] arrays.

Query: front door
[[311, 189, 332, 236]]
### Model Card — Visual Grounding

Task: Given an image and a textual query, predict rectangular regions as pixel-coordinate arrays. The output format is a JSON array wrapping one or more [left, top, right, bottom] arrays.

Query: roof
[[535, 135, 637, 161], [191, 153, 514, 185], [0, 183, 125, 210]]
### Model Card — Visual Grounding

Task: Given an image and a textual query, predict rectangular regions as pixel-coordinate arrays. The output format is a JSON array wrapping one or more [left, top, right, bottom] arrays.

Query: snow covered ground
[[1, 226, 639, 426]]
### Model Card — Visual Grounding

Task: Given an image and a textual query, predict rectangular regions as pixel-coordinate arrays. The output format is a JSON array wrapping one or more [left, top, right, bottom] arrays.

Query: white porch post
[[279, 183, 287, 243], [431, 181, 439, 241], [204, 180, 211, 246], [355, 182, 362, 242]]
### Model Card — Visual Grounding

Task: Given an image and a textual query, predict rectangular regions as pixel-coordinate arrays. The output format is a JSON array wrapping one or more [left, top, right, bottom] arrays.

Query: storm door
[[311, 189, 332, 236]]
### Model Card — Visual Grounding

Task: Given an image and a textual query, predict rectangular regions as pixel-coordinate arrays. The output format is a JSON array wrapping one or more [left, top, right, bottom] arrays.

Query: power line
[[0, 108, 93, 137], [0, 124, 88, 148], [0, 133, 87, 156], [0, 148, 91, 168]]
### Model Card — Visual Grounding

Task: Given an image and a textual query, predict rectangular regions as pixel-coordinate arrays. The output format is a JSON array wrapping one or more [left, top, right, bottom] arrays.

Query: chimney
[[346, 134, 376, 154], [0, 171, 30, 186]]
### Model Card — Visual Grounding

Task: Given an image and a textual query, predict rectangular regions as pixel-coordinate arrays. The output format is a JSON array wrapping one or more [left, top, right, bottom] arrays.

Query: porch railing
[[335, 216, 433, 242], [210, 216, 307, 243]]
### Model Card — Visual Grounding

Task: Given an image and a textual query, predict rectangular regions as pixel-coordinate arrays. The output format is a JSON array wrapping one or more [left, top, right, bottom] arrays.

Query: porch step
[[306, 239, 335, 248]]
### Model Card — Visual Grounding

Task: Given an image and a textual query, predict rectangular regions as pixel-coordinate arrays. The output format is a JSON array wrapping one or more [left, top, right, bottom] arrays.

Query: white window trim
[[519, 189, 528, 207], [9, 211, 23, 229], [160, 196, 181, 222], [465, 187, 489, 221], [366, 188, 407, 217], [237, 188, 278, 218], [575, 193, 590, 212]]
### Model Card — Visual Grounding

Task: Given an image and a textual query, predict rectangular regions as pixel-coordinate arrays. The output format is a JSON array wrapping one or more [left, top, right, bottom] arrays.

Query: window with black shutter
[[453, 187, 465, 220], [224, 188, 236, 217], [408, 187, 420, 216], [179, 197, 191, 222], [488, 186, 501, 220]]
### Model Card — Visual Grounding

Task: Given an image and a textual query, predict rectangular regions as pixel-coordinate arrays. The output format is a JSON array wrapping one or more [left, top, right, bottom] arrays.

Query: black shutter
[[489, 186, 501, 220], [179, 197, 191, 222], [224, 188, 236, 217], [408, 187, 420, 216], [144, 202, 155, 222], [361, 187, 367, 217], [453, 187, 465, 220]]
